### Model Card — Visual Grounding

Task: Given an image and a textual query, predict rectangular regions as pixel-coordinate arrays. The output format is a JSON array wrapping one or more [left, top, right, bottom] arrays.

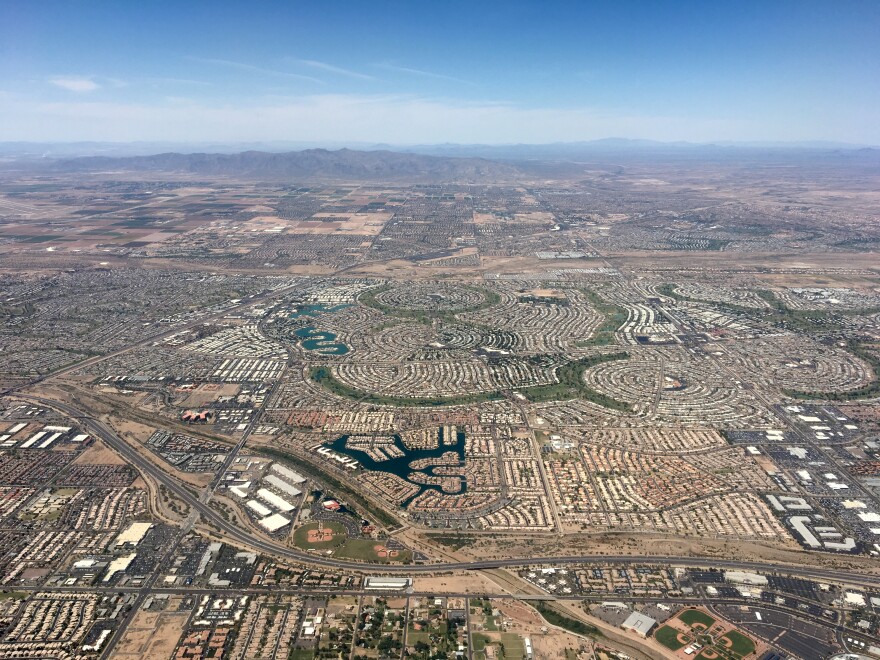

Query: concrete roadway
[[23, 394, 880, 590], [12, 580, 878, 649]]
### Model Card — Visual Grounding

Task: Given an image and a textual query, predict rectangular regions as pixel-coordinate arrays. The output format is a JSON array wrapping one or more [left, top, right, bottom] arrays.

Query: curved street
[[26, 394, 880, 589]]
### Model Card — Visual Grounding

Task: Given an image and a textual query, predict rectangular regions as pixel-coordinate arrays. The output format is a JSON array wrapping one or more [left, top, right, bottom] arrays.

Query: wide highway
[[24, 394, 880, 589]]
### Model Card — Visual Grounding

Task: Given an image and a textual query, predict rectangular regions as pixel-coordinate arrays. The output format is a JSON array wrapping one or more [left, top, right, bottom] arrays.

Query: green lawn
[[467, 633, 523, 659], [577, 287, 628, 346], [310, 365, 504, 407], [654, 625, 687, 651], [292, 521, 412, 563], [292, 521, 348, 550], [341, 539, 411, 563], [472, 633, 491, 652], [406, 630, 430, 644], [678, 608, 716, 629], [519, 352, 631, 410], [720, 630, 756, 657], [499, 633, 525, 660], [311, 348, 631, 409]]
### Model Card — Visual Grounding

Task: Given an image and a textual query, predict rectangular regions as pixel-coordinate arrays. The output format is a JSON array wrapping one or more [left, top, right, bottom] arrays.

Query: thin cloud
[[290, 58, 377, 81], [3, 94, 761, 145], [189, 57, 325, 84], [48, 77, 99, 92], [374, 63, 475, 85]]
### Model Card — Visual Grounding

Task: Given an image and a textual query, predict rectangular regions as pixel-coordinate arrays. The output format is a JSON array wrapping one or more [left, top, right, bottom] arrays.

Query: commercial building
[[364, 576, 412, 591], [114, 522, 153, 547], [256, 488, 295, 512], [258, 513, 291, 532], [621, 611, 656, 638]]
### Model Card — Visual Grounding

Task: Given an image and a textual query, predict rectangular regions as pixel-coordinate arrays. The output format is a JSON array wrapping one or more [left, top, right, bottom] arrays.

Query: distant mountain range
[[402, 139, 879, 161], [46, 148, 523, 182], [1, 141, 876, 182], [1, 138, 876, 160]]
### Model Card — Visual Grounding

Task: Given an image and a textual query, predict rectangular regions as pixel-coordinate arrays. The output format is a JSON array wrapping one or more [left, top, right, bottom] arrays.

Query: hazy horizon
[[2, 1, 879, 145]]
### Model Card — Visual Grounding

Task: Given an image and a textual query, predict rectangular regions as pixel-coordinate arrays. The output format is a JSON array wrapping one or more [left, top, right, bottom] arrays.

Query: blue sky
[[1, 1, 878, 144]]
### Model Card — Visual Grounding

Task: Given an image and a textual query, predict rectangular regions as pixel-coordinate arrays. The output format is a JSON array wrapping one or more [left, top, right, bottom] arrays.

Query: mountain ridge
[[47, 148, 523, 182]]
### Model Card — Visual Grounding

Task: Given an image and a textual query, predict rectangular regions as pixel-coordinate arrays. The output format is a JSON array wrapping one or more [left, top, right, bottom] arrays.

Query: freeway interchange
[[23, 393, 880, 590]]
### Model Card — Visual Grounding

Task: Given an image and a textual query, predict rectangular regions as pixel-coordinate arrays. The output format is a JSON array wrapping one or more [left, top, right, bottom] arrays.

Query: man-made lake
[[327, 429, 466, 505], [294, 326, 350, 355], [289, 304, 351, 354]]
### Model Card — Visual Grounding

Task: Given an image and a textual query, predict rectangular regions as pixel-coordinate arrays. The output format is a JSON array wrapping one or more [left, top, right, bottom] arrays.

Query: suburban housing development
[[0, 144, 879, 660]]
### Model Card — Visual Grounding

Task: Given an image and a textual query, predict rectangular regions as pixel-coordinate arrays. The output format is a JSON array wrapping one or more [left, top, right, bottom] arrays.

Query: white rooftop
[[258, 513, 291, 532], [115, 522, 152, 547]]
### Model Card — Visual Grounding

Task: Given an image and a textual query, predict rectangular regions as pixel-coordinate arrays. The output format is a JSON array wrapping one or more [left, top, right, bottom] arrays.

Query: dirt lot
[[609, 250, 880, 275], [246, 211, 391, 236], [458, 531, 880, 576], [72, 439, 126, 465], [114, 601, 188, 658], [413, 572, 507, 595], [111, 418, 159, 443], [485, 598, 593, 659], [180, 383, 240, 408]]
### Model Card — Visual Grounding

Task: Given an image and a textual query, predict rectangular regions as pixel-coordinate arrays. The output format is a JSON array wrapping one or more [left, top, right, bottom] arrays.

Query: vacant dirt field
[[72, 439, 126, 465], [413, 572, 505, 595], [114, 604, 188, 658]]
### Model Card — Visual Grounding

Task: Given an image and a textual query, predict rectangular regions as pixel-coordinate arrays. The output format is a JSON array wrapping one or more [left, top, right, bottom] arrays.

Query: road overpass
[[22, 394, 880, 589]]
